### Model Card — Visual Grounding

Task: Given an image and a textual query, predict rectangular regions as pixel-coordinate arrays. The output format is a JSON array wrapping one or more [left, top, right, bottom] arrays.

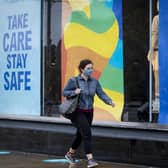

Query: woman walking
[[63, 59, 115, 168]]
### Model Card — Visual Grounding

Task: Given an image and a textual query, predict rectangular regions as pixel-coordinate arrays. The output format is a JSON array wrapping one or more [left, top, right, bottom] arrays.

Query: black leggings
[[70, 110, 93, 154]]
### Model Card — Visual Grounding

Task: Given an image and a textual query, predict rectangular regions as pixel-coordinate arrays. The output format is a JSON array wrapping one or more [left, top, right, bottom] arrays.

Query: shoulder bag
[[59, 77, 79, 118]]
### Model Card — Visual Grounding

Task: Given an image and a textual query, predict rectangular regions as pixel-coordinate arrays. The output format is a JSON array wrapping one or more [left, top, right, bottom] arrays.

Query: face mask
[[84, 69, 93, 77]]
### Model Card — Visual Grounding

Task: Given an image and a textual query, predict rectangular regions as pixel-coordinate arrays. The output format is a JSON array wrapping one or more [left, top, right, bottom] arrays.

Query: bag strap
[[74, 77, 80, 103], [74, 76, 79, 89]]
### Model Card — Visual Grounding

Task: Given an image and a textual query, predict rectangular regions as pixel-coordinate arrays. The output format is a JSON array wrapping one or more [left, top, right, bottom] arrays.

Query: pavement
[[0, 151, 157, 168]]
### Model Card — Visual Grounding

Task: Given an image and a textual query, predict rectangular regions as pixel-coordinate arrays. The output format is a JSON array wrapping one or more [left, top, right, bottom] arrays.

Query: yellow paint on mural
[[68, 0, 90, 11], [64, 20, 119, 58], [83, 5, 91, 18], [94, 89, 124, 121]]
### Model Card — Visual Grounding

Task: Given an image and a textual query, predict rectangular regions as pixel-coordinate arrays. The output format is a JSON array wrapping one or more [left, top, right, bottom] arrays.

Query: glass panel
[[44, 0, 62, 116], [122, 0, 150, 122], [151, 0, 160, 122], [44, 0, 125, 121], [43, 0, 162, 124], [0, 0, 41, 116], [61, 0, 124, 121]]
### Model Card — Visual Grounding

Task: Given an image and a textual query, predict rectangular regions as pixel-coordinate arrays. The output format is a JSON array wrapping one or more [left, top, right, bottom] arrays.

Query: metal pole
[[149, 0, 153, 122]]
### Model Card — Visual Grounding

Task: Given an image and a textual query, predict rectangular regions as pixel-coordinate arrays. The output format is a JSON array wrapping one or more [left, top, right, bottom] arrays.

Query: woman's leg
[[65, 115, 82, 163], [77, 112, 98, 167], [84, 112, 94, 160], [71, 130, 82, 150], [75, 112, 93, 155]]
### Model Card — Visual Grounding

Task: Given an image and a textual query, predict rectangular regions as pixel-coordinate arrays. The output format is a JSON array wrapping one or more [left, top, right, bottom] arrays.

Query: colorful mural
[[62, 0, 123, 121]]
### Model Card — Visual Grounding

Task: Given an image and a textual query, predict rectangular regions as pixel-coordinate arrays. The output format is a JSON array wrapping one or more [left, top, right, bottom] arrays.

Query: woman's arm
[[62, 78, 77, 98], [96, 80, 113, 105]]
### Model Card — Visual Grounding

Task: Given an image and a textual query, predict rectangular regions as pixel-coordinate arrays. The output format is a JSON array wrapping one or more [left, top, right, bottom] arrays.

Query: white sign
[[0, 0, 41, 116]]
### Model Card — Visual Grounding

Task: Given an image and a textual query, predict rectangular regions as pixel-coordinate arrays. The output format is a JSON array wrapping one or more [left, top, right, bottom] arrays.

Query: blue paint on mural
[[109, 40, 123, 69]]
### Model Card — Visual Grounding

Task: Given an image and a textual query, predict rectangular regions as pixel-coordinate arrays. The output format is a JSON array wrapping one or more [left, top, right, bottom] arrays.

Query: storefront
[[0, 0, 164, 122], [0, 0, 168, 166]]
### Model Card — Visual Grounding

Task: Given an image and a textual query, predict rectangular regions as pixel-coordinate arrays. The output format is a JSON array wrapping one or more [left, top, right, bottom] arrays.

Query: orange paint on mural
[[63, 47, 109, 83], [94, 107, 116, 121], [61, 36, 68, 89]]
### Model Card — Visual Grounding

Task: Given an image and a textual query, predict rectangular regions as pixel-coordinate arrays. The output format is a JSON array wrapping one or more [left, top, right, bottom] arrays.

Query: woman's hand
[[109, 101, 115, 107], [75, 88, 81, 94]]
